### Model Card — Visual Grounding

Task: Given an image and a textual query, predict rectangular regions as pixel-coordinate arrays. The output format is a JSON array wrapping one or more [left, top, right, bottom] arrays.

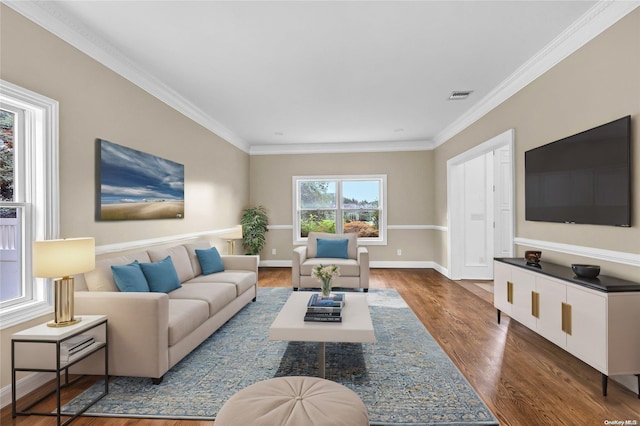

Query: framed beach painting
[[97, 139, 184, 220]]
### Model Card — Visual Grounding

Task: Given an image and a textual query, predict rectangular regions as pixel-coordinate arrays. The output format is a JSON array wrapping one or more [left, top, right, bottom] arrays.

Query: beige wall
[[0, 6, 249, 388], [434, 9, 640, 281], [2, 1, 639, 395], [249, 151, 436, 263]]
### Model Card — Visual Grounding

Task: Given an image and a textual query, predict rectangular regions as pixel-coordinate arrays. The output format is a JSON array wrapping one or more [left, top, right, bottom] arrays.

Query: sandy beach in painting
[[101, 201, 184, 220]]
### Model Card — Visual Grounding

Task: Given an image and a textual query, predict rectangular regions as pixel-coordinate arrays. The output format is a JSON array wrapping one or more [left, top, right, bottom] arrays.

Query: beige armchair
[[292, 232, 369, 292]]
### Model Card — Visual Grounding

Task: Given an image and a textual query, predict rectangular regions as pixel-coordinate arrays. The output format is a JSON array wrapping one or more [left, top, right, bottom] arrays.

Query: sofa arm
[[221, 255, 259, 274], [74, 291, 169, 379], [357, 247, 370, 289], [292, 246, 307, 287]]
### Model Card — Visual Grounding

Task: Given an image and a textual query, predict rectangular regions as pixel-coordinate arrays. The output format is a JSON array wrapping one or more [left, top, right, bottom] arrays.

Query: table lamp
[[218, 225, 243, 255], [33, 238, 95, 327]]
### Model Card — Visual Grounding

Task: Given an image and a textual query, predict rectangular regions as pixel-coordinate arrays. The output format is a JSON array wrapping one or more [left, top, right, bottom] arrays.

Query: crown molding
[[6, 1, 637, 155], [3, 0, 250, 153], [433, 0, 640, 148], [250, 139, 434, 155]]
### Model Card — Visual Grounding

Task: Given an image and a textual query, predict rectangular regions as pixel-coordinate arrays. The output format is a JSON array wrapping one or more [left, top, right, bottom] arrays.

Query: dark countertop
[[495, 257, 640, 293]]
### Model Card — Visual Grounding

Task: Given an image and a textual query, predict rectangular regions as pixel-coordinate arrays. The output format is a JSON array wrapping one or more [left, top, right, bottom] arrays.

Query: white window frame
[[293, 174, 387, 246], [0, 80, 59, 329]]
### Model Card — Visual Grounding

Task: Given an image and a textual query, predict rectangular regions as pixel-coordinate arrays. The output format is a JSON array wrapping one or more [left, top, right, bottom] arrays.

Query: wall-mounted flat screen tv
[[525, 115, 631, 227]]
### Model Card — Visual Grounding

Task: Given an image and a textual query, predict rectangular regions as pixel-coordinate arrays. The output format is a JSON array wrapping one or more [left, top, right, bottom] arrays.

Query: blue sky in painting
[[100, 140, 184, 204]]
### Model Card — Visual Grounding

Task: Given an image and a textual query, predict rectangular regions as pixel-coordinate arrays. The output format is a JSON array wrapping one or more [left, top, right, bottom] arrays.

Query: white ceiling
[[6, 1, 639, 154]]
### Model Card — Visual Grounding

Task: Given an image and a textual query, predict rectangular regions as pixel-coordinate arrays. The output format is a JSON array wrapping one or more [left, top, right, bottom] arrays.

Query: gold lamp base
[[47, 318, 81, 328], [47, 276, 81, 327], [226, 239, 237, 255]]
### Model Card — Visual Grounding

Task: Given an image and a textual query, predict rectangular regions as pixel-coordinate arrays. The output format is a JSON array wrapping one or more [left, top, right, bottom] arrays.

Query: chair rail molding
[[514, 237, 640, 268], [95, 229, 240, 255]]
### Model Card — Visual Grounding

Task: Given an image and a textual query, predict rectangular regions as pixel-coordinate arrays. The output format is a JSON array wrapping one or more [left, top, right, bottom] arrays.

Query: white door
[[494, 144, 514, 258], [447, 129, 514, 280], [459, 152, 494, 279]]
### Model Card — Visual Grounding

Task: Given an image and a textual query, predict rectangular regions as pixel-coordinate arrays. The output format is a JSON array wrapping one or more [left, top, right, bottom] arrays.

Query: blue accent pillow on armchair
[[139, 256, 182, 293], [316, 238, 349, 259], [111, 261, 150, 292], [196, 247, 225, 275]]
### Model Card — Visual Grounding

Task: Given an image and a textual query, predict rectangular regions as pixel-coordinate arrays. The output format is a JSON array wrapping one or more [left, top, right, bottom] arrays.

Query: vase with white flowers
[[312, 264, 340, 296]]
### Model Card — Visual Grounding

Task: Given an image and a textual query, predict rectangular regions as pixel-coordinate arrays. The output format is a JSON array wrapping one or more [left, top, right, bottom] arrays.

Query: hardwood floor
[[3, 268, 639, 425]]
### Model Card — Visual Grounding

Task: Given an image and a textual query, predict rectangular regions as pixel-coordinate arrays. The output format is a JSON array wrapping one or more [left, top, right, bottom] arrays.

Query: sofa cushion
[[307, 232, 358, 259], [196, 247, 225, 274], [148, 245, 195, 283], [184, 242, 213, 276], [169, 282, 237, 317], [84, 251, 151, 292], [316, 238, 349, 259], [186, 271, 256, 297], [300, 258, 360, 277], [140, 256, 182, 293], [111, 261, 150, 292], [167, 299, 209, 346]]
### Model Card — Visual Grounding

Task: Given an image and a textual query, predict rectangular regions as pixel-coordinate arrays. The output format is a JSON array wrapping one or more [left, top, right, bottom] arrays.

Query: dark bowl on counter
[[571, 264, 600, 279]]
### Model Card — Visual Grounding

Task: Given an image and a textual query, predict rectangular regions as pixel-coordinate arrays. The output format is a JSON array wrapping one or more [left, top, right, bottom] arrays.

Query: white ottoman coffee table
[[269, 292, 375, 378], [215, 376, 369, 426]]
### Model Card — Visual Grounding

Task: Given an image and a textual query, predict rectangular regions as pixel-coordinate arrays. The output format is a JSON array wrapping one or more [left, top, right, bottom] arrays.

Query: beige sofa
[[72, 241, 258, 384], [292, 232, 369, 292]]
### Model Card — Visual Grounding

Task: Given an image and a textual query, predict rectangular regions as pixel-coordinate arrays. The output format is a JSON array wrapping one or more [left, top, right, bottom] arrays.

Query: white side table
[[11, 315, 108, 426]]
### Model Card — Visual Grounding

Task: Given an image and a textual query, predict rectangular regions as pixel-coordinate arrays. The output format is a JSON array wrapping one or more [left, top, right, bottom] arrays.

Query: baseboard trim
[[259, 259, 448, 274], [514, 238, 640, 268], [0, 372, 53, 410], [259, 260, 291, 267], [371, 261, 434, 269]]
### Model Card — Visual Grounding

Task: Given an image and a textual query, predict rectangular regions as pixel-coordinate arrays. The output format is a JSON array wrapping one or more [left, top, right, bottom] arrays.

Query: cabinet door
[[536, 276, 566, 348], [511, 268, 536, 329], [566, 286, 607, 373], [493, 261, 512, 316]]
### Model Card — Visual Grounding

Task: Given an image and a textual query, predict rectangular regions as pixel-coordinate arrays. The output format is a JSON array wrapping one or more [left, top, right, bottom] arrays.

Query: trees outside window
[[294, 175, 386, 244], [0, 80, 59, 329]]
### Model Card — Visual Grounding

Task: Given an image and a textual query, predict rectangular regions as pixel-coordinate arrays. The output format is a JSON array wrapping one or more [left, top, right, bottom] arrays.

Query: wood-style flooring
[[3, 268, 639, 426]]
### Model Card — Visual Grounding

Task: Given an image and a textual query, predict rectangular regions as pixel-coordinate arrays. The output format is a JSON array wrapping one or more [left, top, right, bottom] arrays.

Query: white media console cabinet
[[494, 258, 640, 398]]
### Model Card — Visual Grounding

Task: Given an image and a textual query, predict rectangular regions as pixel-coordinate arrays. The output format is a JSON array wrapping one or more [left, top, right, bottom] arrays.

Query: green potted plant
[[240, 205, 269, 255]]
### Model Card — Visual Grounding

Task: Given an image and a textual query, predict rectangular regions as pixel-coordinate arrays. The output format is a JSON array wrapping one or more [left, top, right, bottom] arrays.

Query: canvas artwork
[[98, 139, 184, 220]]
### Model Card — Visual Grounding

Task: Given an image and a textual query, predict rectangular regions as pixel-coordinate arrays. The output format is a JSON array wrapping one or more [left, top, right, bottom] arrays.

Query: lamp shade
[[219, 225, 243, 240], [33, 238, 95, 278]]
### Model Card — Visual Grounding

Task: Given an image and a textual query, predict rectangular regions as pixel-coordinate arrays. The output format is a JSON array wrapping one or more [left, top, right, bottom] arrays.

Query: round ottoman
[[215, 376, 369, 426]]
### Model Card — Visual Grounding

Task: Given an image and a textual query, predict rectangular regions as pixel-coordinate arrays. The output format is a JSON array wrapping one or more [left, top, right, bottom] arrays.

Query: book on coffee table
[[305, 293, 344, 322], [307, 293, 345, 308], [304, 313, 342, 322]]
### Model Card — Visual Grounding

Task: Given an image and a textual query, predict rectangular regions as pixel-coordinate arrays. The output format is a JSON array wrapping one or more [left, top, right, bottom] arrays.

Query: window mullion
[[336, 179, 343, 234]]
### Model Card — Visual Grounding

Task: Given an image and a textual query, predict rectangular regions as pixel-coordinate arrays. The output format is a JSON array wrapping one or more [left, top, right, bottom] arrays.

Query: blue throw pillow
[[111, 261, 150, 292], [316, 238, 349, 259], [196, 247, 225, 275], [139, 256, 182, 293]]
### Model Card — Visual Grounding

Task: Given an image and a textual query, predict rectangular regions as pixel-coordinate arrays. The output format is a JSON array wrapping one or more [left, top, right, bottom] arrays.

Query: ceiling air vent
[[448, 91, 473, 100]]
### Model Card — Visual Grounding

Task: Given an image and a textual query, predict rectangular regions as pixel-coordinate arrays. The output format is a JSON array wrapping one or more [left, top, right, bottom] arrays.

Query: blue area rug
[[64, 288, 498, 425]]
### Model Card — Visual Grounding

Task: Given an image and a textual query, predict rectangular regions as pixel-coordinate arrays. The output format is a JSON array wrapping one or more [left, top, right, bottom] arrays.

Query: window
[[293, 175, 386, 245], [0, 80, 59, 329]]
